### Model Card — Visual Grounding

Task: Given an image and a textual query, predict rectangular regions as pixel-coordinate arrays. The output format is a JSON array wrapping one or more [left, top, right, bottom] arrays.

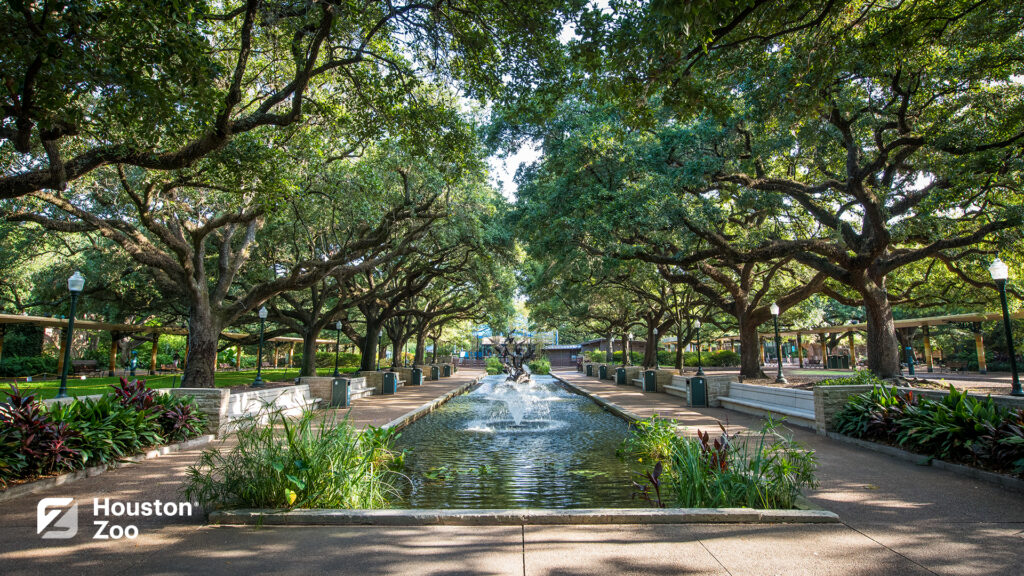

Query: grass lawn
[[2, 367, 359, 400]]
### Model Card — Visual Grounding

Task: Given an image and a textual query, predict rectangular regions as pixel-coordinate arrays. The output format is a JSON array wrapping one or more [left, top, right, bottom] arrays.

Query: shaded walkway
[[1, 367, 1021, 575]]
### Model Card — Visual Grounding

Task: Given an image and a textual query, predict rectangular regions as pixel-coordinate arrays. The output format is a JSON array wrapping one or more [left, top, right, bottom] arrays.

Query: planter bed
[[0, 433, 215, 503]]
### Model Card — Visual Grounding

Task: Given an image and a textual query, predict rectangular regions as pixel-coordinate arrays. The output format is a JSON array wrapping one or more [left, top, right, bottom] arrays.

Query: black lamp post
[[333, 320, 343, 377], [694, 319, 704, 376], [770, 302, 788, 384], [376, 329, 383, 371], [989, 258, 1022, 396], [252, 306, 267, 388], [56, 271, 85, 399], [653, 327, 659, 369]]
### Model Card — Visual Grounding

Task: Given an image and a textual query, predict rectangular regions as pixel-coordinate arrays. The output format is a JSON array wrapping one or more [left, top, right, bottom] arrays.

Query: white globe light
[[336, 320, 343, 330], [258, 306, 268, 319], [694, 320, 701, 329], [989, 258, 1009, 281], [67, 271, 85, 293], [770, 302, 780, 316]]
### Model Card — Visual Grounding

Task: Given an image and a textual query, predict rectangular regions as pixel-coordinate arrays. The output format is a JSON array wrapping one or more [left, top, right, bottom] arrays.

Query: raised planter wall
[[169, 388, 231, 436]]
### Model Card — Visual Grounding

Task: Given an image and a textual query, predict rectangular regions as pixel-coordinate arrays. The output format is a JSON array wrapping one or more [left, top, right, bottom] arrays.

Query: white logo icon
[[37, 497, 78, 539]]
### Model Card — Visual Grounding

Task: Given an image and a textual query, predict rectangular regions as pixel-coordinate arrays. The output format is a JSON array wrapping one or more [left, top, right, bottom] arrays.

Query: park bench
[[71, 359, 98, 373], [718, 382, 815, 428], [944, 360, 968, 373]]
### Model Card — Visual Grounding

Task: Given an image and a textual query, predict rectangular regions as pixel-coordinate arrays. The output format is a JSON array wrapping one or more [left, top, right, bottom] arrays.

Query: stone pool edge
[[209, 507, 839, 525], [549, 374, 642, 424], [380, 376, 482, 432]]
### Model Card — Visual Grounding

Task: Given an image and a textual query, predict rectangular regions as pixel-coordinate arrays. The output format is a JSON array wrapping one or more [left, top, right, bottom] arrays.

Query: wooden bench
[[944, 360, 968, 373], [719, 382, 815, 428], [71, 359, 98, 373]]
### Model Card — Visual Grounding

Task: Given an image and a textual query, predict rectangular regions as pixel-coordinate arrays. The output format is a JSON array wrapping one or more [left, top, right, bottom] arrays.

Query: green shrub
[[0, 356, 58, 377], [527, 357, 551, 375], [611, 351, 644, 364], [817, 370, 887, 387], [621, 418, 818, 509], [184, 409, 401, 509], [1, 382, 206, 485], [657, 350, 675, 366], [834, 385, 1024, 476], [681, 350, 740, 367], [485, 356, 504, 375]]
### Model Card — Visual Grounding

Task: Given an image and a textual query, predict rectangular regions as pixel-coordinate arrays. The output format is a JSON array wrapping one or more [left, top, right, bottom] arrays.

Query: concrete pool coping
[[205, 374, 839, 526], [209, 507, 840, 525]]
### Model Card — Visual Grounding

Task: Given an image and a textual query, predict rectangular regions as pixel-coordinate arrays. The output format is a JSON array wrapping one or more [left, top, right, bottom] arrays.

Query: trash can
[[616, 367, 627, 385], [586, 364, 593, 376], [411, 367, 423, 386], [442, 364, 452, 377], [331, 378, 350, 408], [689, 376, 707, 407], [643, 370, 658, 392], [430, 365, 440, 380], [599, 364, 608, 380], [382, 371, 399, 395]]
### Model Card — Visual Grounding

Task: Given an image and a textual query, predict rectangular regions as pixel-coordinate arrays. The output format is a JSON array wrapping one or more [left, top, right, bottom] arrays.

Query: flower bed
[[0, 379, 206, 489], [833, 385, 1024, 478]]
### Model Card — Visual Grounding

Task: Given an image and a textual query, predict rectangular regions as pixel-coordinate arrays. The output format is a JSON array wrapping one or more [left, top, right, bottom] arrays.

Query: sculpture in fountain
[[492, 337, 535, 383]]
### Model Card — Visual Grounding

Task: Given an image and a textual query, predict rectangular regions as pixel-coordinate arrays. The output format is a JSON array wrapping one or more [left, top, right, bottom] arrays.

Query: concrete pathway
[[2, 367, 1022, 575]]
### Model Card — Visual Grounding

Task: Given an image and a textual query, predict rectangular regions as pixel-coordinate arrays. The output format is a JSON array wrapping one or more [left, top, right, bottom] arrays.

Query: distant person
[[172, 351, 181, 370]]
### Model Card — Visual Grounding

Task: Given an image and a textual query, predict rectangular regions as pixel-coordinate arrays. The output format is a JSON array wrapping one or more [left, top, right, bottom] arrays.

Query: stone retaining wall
[[169, 388, 231, 436]]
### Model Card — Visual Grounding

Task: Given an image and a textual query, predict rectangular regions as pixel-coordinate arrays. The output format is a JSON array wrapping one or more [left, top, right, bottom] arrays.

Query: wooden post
[[819, 333, 828, 369], [55, 328, 66, 377], [848, 332, 857, 368], [797, 333, 804, 368], [975, 331, 987, 374], [273, 342, 279, 369], [108, 332, 119, 376], [150, 334, 159, 375], [759, 337, 766, 366], [922, 325, 934, 372], [288, 342, 295, 367], [235, 344, 242, 371]]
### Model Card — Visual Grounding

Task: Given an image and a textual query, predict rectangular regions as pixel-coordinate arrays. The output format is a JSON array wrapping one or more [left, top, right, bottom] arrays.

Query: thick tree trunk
[[360, 320, 380, 371], [414, 331, 427, 364], [861, 280, 900, 378], [300, 328, 320, 377], [431, 337, 438, 363], [622, 331, 631, 366], [643, 327, 658, 367], [182, 302, 221, 388], [738, 319, 766, 380]]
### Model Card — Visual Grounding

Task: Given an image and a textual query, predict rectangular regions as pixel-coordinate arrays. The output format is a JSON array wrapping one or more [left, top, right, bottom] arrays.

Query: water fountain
[[492, 337, 535, 384]]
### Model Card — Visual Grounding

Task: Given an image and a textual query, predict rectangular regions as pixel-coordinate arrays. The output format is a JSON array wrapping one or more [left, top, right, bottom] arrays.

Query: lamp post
[[376, 329, 383, 371], [627, 333, 633, 366], [770, 302, 788, 384], [989, 258, 1022, 396], [694, 319, 704, 376], [252, 306, 268, 388], [56, 271, 85, 399], [333, 320, 343, 377], [653, 327, 659, 369]]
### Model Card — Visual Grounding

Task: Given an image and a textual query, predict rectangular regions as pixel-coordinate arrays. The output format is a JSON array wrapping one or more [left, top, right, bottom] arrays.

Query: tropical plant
[[834, 385, 1024, 476], [527, 357, 551, 375], [485, 356, 504, 375], [183, 408, 402, 510], [620, 418, 818, 509]]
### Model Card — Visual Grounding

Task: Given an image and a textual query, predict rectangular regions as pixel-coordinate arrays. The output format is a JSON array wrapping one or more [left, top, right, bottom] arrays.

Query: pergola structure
[[0, 313, 333, 376], [690, 311, 1023, 374]]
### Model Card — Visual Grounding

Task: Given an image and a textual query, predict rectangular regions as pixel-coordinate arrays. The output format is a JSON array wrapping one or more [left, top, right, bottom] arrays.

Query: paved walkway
[[2, 367, 1022, 575]]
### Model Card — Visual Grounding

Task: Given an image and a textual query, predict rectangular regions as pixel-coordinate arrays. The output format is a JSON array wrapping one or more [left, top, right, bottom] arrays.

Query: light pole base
[[251, 377, 264, 388], [696, 367, 705, 376], [776, 376, 788, 384], [1011, 388, 1024, 397]]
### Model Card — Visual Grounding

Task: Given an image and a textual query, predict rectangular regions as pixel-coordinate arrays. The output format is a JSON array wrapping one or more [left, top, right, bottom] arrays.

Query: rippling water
[[393, 375, 640, 509]]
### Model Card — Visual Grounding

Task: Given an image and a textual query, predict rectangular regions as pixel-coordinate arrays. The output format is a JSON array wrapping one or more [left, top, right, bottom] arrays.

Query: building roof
[[543, 344, 582, 351]]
